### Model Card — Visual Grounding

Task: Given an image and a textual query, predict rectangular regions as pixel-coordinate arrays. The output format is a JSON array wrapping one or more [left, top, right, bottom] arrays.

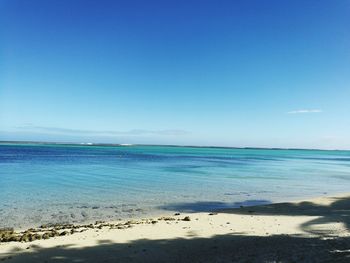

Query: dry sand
[[1, 194, 350, 262]]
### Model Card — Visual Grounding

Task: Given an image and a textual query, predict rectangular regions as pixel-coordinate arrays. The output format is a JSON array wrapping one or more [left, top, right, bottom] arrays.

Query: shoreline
[[1, 193, 350, 262], [1, 190, 343, 231]]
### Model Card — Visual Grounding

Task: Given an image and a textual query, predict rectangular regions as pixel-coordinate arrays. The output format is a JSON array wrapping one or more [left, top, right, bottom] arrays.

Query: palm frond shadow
[[159, 196, 350, 236]]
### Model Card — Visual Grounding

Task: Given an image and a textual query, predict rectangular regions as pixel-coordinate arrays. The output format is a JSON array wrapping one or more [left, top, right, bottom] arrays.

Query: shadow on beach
[[160, 196, 350, 235], [2, 196, 350, 263], [223, 196, 350, 236], [2, 233, 350, 263], [158, 199, 273, 212]]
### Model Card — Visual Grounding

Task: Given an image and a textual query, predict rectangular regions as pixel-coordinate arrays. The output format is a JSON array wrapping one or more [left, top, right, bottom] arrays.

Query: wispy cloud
[[13, 125, 189, 136], [287, 109, 323, 114]]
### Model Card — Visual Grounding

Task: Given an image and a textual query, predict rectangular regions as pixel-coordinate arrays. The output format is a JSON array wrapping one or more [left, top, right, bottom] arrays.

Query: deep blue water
[[1, 143, 350, 228]]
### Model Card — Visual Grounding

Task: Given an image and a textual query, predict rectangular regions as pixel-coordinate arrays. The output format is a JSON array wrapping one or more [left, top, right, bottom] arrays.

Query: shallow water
[[1, 143, 350, 228]]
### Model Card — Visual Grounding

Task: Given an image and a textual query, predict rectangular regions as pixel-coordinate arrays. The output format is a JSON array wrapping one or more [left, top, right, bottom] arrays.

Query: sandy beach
[[1, 193, 350, 262], [2, 0, 349, 262]]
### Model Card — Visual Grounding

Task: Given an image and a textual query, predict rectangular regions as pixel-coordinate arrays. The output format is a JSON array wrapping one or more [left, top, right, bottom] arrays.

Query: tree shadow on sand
[[1, 233, 350, 263], [221, 196, 350, 236], [158, 199, 272, 213], [159, 196, 350, 236]]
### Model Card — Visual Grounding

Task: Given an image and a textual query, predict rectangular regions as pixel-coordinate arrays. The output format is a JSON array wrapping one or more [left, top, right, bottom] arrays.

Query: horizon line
[[0, 140, 348, 152]]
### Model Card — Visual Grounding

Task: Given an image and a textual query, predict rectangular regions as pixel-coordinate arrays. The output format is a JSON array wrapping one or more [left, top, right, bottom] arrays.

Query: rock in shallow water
[[81, 211, 88, 218]]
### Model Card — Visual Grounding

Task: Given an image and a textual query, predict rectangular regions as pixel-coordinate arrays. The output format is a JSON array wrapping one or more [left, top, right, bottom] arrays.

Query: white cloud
[[287, 109, 322, 114]]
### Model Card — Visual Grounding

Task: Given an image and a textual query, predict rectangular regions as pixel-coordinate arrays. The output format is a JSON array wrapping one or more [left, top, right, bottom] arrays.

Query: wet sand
[[1, 194, 350, 262]]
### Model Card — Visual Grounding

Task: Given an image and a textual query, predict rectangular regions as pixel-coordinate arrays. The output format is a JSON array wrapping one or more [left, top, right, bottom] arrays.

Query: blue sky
[[1, 0, 349, 149]]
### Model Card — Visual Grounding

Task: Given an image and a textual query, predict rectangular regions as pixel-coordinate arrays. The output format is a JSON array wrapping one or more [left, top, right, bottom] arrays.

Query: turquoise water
[[1, 143, 350, 228]]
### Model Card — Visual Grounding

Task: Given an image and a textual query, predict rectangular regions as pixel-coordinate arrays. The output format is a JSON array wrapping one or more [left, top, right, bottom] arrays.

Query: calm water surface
[[1, 143, 349, 228]]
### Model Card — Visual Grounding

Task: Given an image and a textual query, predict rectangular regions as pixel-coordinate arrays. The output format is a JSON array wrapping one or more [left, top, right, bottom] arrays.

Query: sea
[[1, 143, 349, 229]]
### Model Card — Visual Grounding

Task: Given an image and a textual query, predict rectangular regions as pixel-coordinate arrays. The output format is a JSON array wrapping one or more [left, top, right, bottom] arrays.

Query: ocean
[[1, 143, 349, 229]]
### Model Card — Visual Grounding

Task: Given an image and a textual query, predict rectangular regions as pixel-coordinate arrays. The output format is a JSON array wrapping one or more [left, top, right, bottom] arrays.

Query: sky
[[0, 0, 349, 149]]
